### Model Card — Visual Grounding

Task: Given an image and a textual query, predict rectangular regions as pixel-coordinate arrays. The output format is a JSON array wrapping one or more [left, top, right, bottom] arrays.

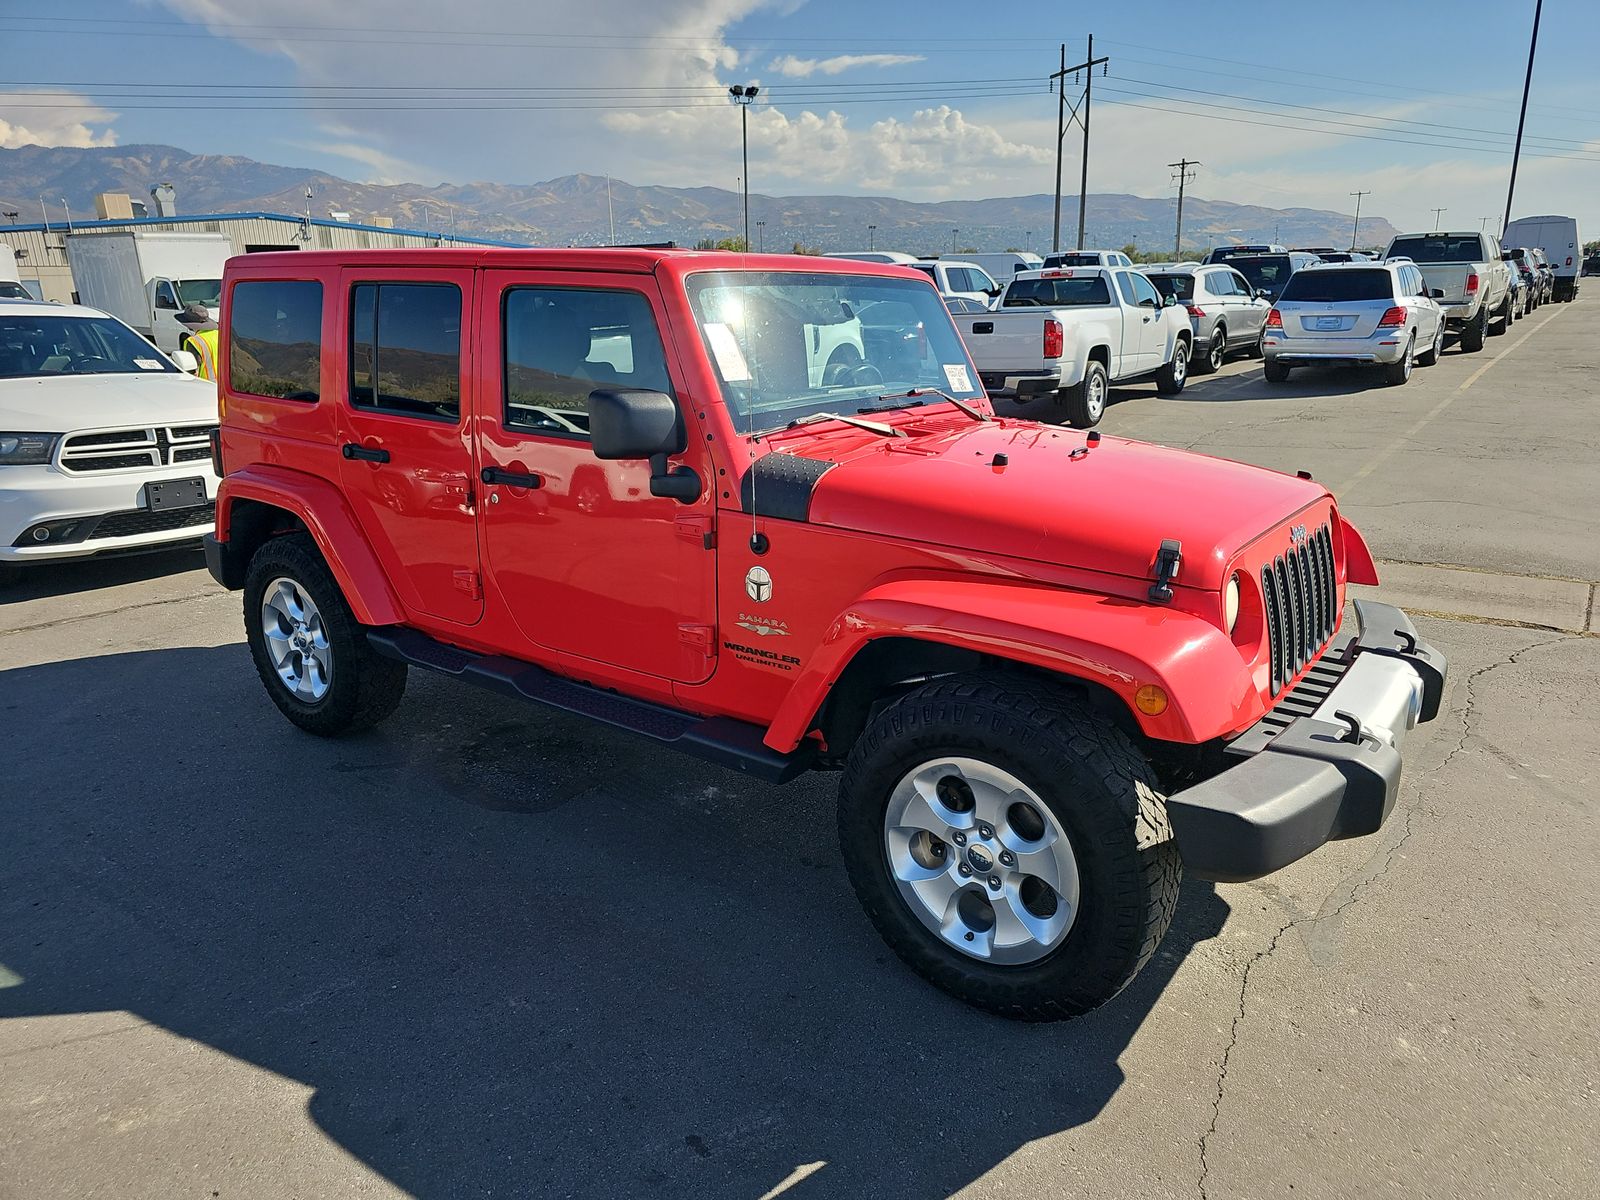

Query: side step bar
[[367, 627, 814, 784]]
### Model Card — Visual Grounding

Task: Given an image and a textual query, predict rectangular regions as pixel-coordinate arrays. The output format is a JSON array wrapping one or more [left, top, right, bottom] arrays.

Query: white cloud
[[307, 140, 437, 186], [769, 53, 924, 78], [0, 91, 119, 149]]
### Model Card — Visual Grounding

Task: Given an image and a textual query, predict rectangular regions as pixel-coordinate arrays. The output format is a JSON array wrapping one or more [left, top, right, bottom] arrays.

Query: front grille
[[58, 425, 216, 474], [92, 501, 215, 540], [1262, 522, 1338, 695]]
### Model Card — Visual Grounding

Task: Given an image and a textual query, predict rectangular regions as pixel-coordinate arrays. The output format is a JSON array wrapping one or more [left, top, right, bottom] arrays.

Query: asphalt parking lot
[[3, 300, 1597, 1199]]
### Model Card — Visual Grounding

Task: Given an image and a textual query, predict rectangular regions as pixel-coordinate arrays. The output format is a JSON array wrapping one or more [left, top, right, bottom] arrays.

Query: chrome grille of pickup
[[1262, 522, 1338, 695], [58, 425, 216, 473]]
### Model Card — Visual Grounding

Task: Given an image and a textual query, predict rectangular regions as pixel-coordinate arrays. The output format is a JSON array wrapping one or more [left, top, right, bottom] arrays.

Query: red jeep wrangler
[[205, 249, 1447, 1020]]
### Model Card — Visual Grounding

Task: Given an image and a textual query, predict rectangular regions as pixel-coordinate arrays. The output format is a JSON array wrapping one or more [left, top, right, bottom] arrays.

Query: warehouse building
[[1, 192, 523, 304]]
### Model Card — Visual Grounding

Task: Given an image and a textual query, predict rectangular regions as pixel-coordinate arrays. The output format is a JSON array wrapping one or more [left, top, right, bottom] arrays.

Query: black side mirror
[[1255, 288, 1272, 299], [1430, 288, 1445, 299], [1162, 294, 1178, 307], [155, 291, 178, 310], [588, 388, 700, 502], [985, 287, 1001, 297]]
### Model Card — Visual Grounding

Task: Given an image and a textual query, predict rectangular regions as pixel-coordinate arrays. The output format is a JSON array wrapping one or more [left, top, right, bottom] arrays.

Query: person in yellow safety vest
[[176, 302, 220, 382]]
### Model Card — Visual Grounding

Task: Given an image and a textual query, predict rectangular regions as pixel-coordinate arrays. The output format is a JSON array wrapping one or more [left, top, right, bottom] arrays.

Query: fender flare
[[216, 464, 405, 626], [764, 577, 1260, 753], [1336, 513, 1379, 586]]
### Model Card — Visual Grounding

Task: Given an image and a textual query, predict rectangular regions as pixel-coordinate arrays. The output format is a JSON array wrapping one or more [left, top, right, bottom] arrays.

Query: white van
[[823, 251, 920, 265], [1502, 216, 1582, 302], [962, 252, 1044, 281]]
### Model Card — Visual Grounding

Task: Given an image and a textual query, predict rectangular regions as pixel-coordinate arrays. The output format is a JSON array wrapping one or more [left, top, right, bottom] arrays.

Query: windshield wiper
[[857, 397, 926, 414], [871, 387, 990, 422], [786, 411, 906, 437]]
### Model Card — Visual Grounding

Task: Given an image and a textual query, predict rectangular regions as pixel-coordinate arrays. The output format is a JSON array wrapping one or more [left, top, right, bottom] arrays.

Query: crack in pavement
[[0, 588, 224, 637], [1195, 628, 1573, 1198]]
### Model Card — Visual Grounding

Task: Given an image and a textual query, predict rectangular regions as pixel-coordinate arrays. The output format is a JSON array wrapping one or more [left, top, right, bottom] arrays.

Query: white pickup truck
[[1383, 231, 1512, 353], [950, 267, 1192, 427]]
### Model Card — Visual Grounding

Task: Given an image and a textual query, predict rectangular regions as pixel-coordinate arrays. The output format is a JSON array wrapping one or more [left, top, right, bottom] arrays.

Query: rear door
[[336, 266, 483, 625], [1224, 269, 1268, 340], [475, 268, 717, 682]]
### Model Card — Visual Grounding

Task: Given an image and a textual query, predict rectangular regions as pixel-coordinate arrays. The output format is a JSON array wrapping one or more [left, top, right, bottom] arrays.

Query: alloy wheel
[[882, 757, 1080, 965], [260, 576, 332, 702]]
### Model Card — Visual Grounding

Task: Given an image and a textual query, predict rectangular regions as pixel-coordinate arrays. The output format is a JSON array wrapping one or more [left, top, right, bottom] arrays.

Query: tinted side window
[[1114, 272, 1138, 304], [229, 280, 323, 401], [349, 283, 461, 421], [503, 288, 673, 440], [1130, 273, 1162, 308], [1229, 271, 1252, 296]]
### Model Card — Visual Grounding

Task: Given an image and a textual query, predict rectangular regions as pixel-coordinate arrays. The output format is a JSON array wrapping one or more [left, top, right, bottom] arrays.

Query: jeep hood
[[779, 418, 1329, 591], [3, 371, 219, 433]]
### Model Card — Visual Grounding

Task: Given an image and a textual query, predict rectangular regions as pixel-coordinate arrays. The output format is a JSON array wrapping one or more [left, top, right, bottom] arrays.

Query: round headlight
[[1224, 574, 1241, 634]]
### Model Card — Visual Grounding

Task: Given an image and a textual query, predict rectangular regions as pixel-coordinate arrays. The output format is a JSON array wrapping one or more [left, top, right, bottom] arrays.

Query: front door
[[336, 266, 483, 625], [476, 270, 717, 682]]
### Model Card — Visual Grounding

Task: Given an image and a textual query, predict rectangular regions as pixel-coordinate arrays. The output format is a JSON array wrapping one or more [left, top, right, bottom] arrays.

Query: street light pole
[[868, 224, 876, 251], [1503, 0, 1542, 236], [952, 228, 959, 254], [1431, 207, 1446, 231], [729, 85, 760, 252], [1349, 190, 1370, 251], [756, 220, 765, 252]]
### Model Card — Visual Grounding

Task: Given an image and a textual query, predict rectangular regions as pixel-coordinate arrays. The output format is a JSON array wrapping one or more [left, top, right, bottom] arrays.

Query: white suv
[[1262, 261, 1445, 387], [1, 300, 220, 583]]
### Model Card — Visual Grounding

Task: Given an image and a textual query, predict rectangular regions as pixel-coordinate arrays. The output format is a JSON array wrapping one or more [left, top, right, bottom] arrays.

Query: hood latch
[[1147, 539, 1182, 603]]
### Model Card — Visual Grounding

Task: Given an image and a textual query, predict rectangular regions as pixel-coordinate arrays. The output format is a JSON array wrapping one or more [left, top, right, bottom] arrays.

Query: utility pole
[[867, 224, 876, 250], [606, 175, 615, 245], [1049, 37, 1109, 252], [952, 227, 959, 254], [1169, 158, 1199, 257], [756, 220, 765, 252], [729, 85, 759, 251], [1349, 190, 1370, 251], [1504, 0, 1542, 235], [1431, 207, 1446, 231]]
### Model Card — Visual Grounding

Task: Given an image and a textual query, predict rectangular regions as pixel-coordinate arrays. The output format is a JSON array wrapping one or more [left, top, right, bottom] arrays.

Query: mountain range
[[0, 143, 1401, 256]]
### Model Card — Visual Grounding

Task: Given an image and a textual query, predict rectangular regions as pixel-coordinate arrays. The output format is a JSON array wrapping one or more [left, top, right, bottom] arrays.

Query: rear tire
[[1197, 327, 1225, 374], [1460, 308, 1487, 352], [837, 673, 1182, 1021], [1488, 298, 1510, 336], [1057, 360, 1107, 428], [1263, 358, 1292, 383], [1155, 340, 1189, 395], [243, 533, 407, 736], [1416, 319, 1444, 366], [1383, 335, 1415, 386]]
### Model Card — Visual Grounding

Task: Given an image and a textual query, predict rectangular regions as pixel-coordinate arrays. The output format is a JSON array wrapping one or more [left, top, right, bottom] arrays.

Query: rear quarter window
[[228, 280, 323, 402]]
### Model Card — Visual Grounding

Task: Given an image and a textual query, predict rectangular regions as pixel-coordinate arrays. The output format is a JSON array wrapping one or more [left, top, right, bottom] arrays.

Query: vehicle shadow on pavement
[[0, 645, 1231, 1200], [0, 546, 206, 604]]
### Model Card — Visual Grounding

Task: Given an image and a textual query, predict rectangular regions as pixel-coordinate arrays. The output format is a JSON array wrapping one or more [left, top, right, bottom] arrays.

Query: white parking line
[[1334, 305, 1568, 497]]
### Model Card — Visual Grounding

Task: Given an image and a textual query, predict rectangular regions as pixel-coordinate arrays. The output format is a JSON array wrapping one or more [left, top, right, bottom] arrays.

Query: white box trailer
[[1502, 215, 1582, 302], [65, 231, 231, 351], [0, 243, 30, 298]]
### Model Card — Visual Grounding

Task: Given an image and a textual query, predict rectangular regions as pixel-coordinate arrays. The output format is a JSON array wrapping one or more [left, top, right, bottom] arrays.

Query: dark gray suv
[[1142, 263, 1273, 373]]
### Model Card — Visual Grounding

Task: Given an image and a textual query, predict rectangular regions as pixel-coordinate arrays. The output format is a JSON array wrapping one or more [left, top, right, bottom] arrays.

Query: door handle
[[480, 465, 543, 489], [972, 322, 994, 334], [341, 443, 390, 463]]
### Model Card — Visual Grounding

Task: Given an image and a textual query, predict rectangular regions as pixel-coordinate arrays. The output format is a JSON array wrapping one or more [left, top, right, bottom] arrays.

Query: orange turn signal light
[[1134, 684, 1169, 716]]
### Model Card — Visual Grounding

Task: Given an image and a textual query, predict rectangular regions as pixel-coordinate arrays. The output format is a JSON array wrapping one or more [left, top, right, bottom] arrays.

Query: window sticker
[[134, 358, 163, 370], [943, 363, 972, 392], [703, 322, 751, 382]]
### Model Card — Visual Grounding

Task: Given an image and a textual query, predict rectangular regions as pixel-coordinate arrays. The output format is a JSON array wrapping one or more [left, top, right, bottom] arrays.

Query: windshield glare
[[686, 271, 984, 435], [0, 314, 178, 378], [176, 278, 223, 307]]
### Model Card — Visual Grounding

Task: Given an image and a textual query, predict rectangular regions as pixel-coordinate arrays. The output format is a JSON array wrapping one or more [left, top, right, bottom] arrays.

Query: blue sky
[[4, 0, 1596, 233]]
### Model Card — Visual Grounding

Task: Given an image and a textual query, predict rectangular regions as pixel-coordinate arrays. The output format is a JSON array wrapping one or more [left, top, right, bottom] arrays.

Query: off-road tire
[[1155, 339, 1189, 395], [1057, 360, 1107, 428], [1263, 358, 1292, 383], [1197, 327, 1226, 374], [243, 533, 407, 736], [1460, 308, 1487, 353], [837, 673, 1182, 1021], [1488, 298, 1511, 336]]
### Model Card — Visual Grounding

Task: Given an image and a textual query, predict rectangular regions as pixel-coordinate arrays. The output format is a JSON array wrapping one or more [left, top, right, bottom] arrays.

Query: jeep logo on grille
[[1289, 524, 1308, 545]]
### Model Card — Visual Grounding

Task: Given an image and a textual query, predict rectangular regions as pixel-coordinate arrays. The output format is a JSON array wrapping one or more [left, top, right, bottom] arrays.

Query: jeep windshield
[[685, 270, 984, 436], [0, 313, 179, 378]]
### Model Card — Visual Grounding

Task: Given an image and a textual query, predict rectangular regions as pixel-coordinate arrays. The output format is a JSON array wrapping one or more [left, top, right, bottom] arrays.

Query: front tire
[[244, 533, 407, 736], [837, 673, 1181, 1021], [1057, 360, 1107, 428], [1155, 340, 1189, 395]]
